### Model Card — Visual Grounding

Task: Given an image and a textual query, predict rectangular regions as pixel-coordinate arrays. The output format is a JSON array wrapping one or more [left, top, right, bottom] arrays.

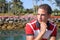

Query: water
[[6, 36, 14, 40], [0, 34, 26, 40], [0, 30, 26, 40]]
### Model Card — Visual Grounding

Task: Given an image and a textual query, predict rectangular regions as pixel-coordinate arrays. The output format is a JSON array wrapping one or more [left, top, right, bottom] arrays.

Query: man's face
[[37, 8, 50, 23]]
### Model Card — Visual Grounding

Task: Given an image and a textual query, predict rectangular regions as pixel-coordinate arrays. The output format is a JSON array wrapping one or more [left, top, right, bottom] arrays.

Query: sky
[[6, 0, 58, 10]]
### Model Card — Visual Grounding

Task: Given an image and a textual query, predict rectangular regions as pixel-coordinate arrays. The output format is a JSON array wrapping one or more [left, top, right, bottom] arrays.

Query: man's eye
[[37, 14, 40, 15], [41, 14, 46, 16], [37, 14, 46, 16]]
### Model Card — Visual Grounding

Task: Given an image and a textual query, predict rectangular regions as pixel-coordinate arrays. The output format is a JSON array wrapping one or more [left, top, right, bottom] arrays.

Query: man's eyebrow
[[37, 14, 40, 15], [41, 14, 46, 15], [37, 13, 46, 15]]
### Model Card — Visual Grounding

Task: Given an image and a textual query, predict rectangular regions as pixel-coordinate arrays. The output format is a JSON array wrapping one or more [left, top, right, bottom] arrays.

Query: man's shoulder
[[28, 19, 37, 24], [26, 19, 37, 28], [49, 21, 57, 30], [49, 21, 56, 27]]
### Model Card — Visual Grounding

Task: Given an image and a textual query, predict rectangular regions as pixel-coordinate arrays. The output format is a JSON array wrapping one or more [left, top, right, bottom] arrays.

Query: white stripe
[[27, 23, 35, 33], [30, 21, 36, 24], [42, 22, 56, 39], [49, 22, 56, 32]]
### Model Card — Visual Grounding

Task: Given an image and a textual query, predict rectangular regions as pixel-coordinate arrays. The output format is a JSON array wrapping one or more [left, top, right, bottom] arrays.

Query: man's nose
[[40, 15, 42, 20]]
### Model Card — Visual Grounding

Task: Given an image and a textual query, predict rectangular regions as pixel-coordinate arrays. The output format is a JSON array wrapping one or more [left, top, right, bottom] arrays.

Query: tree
[[32, 0, 45, 14], [32, 0, 40, 14], [11, 0, 24, 15], [25, 9, 33, 13], [45, 0, 60, 9], [7, 1, 12, 13], [55, 0, 60, 8], [53, 9, 59, 16], [0, 0, 7, 13]]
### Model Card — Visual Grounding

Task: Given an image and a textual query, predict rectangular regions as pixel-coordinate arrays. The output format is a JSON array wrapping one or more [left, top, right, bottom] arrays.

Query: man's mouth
[[40, 19, 42, 22]]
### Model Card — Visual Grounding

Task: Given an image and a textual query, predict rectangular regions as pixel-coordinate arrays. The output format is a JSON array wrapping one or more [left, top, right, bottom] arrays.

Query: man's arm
[[26, 36, 34, 40], [50, 36, 56, 40], [34, 31, 45, 40], [26, 31, 45, 40], [25, 23, 34, 40]]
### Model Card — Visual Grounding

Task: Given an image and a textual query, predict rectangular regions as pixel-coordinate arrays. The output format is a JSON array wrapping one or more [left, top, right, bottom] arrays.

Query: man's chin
[[38, 20, 43, 23], [39, 20, 46, 22], [40, 20, 42, 22]]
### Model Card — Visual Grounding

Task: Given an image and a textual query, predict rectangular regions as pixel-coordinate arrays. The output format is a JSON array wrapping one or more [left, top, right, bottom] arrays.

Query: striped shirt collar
[[36, 20, 50, 29]]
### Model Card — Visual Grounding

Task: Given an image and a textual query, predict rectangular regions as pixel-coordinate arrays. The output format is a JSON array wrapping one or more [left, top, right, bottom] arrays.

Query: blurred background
[[0, 0, 60, 40]]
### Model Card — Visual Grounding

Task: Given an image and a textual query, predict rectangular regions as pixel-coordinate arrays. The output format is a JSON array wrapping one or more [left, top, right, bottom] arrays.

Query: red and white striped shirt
[[25, 20, 57, 40]]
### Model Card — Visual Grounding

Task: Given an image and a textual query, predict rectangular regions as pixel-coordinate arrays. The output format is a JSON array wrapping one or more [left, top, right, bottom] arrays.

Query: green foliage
[[55, 0, 60, 7], [0, 0, 6, 3], [52, 9, 60, 16], [10, 0, 24, 15], [0, 0, 36, 15], [0, 0, 8, 13]]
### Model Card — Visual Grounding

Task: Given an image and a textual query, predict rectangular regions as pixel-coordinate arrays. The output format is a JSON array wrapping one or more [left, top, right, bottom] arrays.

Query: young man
[[25, 4, 57, 40]]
